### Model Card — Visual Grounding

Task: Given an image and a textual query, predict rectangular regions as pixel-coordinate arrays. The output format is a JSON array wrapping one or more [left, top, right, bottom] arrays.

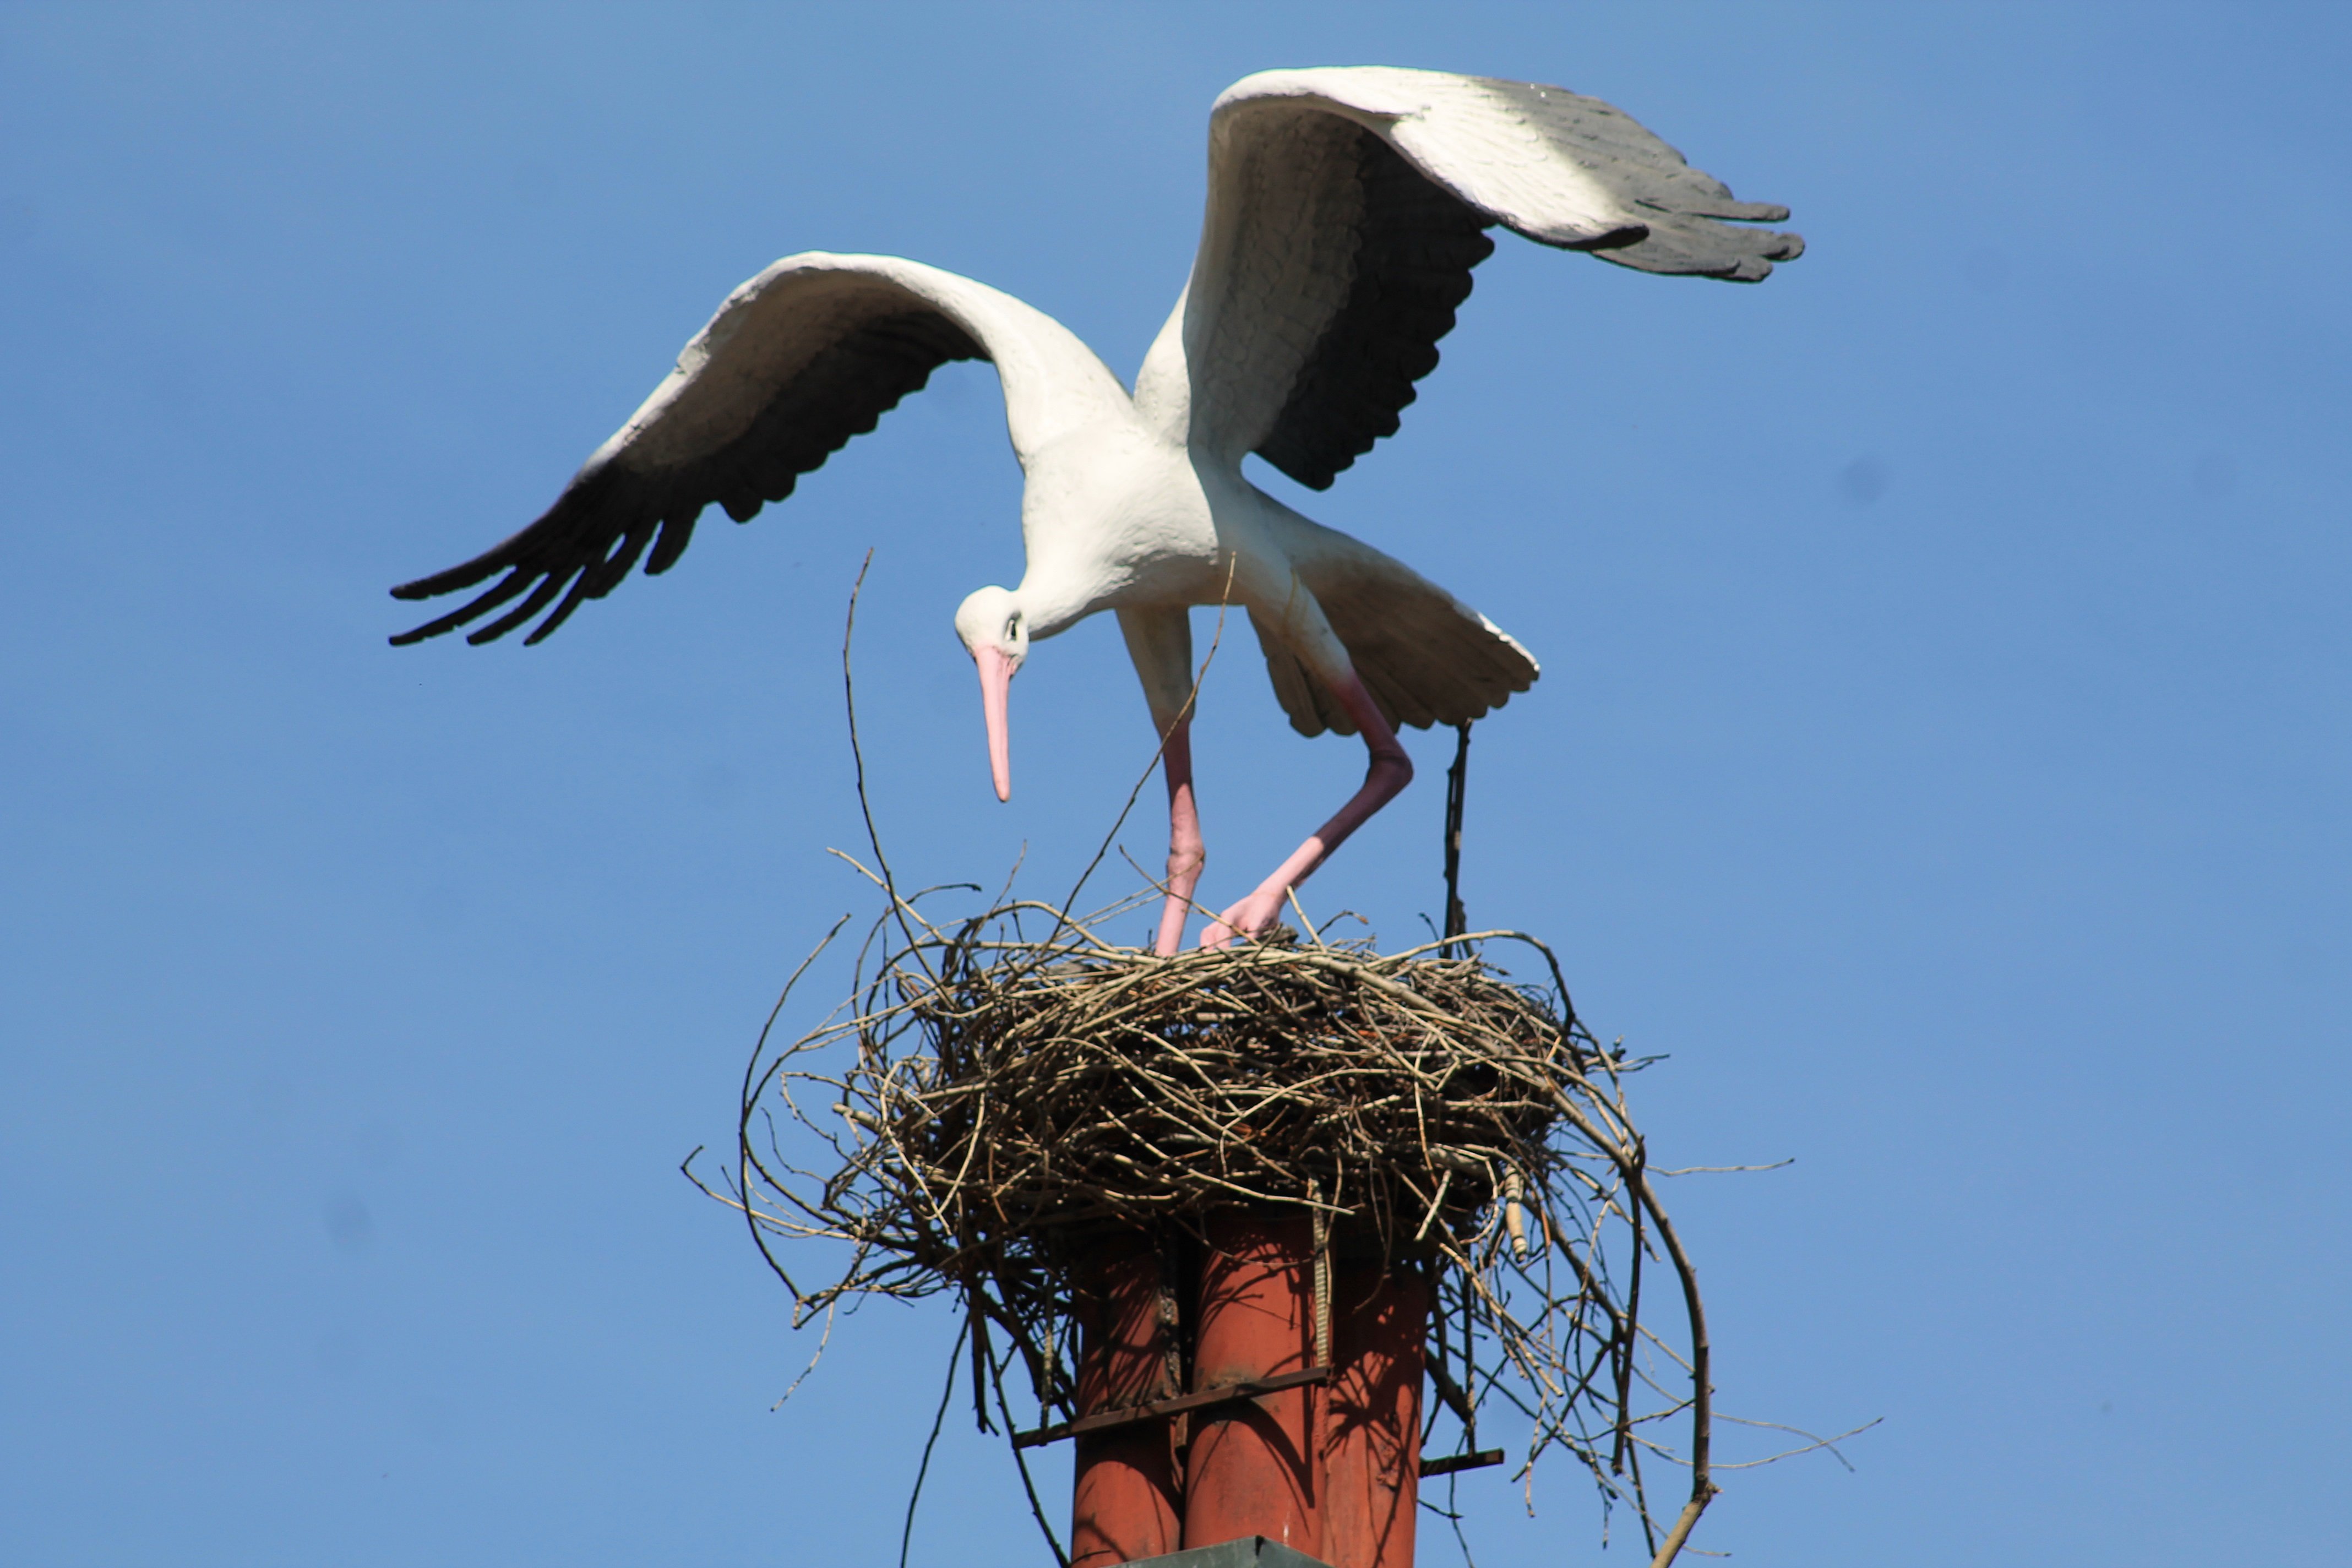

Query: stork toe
[[1202, 889, 1286, 949]]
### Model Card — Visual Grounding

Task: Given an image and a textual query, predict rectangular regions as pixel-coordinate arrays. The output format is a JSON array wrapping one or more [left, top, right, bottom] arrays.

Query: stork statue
[[391, 67, 1800, 951]]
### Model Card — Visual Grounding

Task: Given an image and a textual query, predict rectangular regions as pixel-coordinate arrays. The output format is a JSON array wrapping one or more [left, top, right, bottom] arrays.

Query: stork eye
[[1004, 616, 1021, 641]]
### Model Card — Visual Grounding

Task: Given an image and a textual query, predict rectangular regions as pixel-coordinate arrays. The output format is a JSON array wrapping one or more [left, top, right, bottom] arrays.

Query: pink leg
[[1204, 673, 1412, 948], [1153, 720, 1206, 956]]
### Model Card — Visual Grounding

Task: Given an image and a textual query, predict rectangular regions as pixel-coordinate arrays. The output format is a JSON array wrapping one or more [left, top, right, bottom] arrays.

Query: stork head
[[953, 586, 1028, 802]]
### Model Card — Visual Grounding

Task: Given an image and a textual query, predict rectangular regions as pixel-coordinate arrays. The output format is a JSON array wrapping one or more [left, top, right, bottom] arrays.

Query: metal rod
[[1417, 1447, 1505, 1478], [1013, 1365, 1332, 1450], [1441, 721, 1471, 956]]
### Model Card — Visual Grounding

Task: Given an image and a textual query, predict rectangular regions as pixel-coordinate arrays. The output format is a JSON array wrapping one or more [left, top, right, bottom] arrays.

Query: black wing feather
[[391, 309, 982, 646], [1254, 128, 1495, 493]]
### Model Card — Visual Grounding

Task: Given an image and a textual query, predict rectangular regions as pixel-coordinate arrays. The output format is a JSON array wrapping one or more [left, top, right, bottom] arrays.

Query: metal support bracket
[[1014, 1365, 1332, 1450]]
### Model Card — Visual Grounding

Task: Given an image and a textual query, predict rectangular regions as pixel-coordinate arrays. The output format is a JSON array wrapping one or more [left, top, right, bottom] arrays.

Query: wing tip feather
[[389, 558, 502, 602]]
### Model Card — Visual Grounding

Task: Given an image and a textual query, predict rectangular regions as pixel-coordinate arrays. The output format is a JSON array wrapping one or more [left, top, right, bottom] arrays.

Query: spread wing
[[390, 253, 1128, 646], [1249, 509, 1540, 738], [1133, 67, 1804, 491]]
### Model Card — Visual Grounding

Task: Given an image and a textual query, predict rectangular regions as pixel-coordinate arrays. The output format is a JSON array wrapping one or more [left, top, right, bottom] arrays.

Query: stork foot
[[1201, 885, 1289, 950], [1199, 670, 1411, 951]]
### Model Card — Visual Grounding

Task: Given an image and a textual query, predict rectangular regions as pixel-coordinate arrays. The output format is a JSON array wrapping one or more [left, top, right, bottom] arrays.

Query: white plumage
[[393, 67, 1800, 950]]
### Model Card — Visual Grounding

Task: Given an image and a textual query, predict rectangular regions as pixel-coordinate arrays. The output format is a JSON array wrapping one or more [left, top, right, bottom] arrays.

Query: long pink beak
[[974, 645, 1014, 801]]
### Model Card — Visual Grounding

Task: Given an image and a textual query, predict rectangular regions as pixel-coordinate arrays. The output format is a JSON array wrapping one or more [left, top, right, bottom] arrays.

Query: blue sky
[[2, 5, 2346, 1565]]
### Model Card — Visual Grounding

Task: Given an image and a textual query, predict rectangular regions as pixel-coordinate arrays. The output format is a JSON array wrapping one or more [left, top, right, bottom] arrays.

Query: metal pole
[[1182, 1211, 1320, 1555], [1071, 1237, 1183, 1568], [1318, 1261, 1427, 1568]]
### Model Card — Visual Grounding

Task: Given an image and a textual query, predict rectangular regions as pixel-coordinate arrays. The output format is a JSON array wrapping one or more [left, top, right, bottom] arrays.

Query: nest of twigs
[[697, 886, 1727, 1565]]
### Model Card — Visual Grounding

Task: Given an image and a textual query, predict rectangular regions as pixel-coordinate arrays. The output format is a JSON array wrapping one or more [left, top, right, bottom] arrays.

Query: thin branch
[[900, 1319, 971, 1568]]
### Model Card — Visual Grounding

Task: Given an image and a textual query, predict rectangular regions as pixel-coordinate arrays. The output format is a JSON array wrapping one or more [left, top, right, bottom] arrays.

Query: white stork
[[391, 67, 1800, 952]]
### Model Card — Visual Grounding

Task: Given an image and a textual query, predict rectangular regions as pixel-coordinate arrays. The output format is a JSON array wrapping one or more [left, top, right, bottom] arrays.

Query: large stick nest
[[700, 889, 1724, 1563], [857, 921, 1570, 1246]]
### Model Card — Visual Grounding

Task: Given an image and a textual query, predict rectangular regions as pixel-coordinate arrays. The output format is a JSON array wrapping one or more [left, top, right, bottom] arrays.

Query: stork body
[[391, 68, 1801, 950], [961, 424, 1431, 948]]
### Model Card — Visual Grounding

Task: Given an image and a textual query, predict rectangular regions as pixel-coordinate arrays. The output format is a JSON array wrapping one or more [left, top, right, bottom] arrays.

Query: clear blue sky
[[3, 5, 2345, 1566]]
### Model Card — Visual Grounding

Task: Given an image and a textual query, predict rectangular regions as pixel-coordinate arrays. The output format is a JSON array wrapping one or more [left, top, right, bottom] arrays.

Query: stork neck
[[1010, 568, 1097, 641], [1130, 287, 1192, 442]]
